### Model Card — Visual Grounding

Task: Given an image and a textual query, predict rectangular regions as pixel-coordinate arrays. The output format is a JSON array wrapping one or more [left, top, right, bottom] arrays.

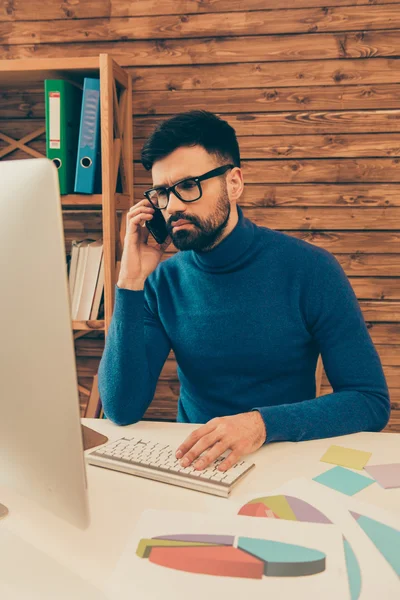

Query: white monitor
[[0, 158, 89, 531]]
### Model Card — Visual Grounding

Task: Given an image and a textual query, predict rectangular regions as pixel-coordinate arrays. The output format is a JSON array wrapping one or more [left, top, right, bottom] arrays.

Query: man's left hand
[[175, 411, 267, 472]]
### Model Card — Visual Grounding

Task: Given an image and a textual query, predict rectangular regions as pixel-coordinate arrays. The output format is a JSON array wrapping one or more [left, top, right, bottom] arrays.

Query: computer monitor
[[0, 158, 89, 531]]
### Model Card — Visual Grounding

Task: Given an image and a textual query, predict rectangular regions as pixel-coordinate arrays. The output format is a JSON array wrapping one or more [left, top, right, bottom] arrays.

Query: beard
[[168, 184, 231, 252]]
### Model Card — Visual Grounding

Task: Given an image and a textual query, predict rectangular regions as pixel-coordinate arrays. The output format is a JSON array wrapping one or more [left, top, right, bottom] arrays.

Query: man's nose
[[166, 190, 188, 215]]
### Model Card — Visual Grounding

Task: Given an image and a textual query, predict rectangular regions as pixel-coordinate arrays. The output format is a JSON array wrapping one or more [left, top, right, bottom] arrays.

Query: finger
[[193, 440, 229, 471], [179, 432, 222, 468], [218, 450, 241, 472], [127, 205, 154, 223], [126, 210, 154, 235], [175, 420, 217, 460]]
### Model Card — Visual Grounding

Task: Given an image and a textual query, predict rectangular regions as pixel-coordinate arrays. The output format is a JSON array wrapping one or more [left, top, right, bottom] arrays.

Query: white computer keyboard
[[86, 436, 256, 497]]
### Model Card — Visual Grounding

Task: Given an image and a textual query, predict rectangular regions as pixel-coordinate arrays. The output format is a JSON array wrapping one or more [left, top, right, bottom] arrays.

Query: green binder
[[44, 80, 83, 195]]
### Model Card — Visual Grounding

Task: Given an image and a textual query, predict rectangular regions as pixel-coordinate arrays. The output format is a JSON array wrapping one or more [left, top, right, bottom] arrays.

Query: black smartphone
[[145, 208, 169, 244]]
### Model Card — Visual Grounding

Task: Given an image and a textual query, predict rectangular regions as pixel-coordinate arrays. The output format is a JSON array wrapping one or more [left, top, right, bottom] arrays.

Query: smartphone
[[145, 208, 169, 244]]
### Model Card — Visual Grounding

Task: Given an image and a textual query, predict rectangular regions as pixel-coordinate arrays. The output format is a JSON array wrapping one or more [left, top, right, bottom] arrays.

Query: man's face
[[151, 145, 234, 252]]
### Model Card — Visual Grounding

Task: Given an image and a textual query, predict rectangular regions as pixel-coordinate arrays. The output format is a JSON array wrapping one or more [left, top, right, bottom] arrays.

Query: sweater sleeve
[[98, 282, 171, 425], [252, 249, 391, 443]]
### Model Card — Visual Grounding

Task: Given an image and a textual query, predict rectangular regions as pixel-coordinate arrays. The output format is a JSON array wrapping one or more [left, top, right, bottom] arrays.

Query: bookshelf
[[0, 54, 134, 418]]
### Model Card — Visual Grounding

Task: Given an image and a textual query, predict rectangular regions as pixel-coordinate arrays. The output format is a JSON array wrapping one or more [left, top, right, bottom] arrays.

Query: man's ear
[[228, 167, 244, 201]]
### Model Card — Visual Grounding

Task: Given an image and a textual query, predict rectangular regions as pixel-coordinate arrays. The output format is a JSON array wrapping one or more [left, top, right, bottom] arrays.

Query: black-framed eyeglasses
[[143, 164, 235, 210]]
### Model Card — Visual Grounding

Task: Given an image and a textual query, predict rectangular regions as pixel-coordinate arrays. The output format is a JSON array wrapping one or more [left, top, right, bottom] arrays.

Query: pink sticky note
[[364, 463, 400, 489]]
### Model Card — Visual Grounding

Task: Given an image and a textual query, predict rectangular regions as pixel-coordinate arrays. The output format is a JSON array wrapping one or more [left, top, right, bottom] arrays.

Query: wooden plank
[[8, 125, 400, 162], [335, 255, 400, 277], [4, 6, 400, 43], [14, 110, 390, 141], [3, 0, 397, 22], [350, 279, 400, 300], [358, 302, 400, 322], [135, 158, 400, 185], [130, 58, 400, 91], [135, 183, 400, 207], [366, 324, 400, 344], [242, 184, 400, 205], [112, 0, 400, 18], [238, 134, 400, 160], [6, 83, 400, 118], [244, 207, 400, 229], [133, 84, 400, 115], [0, 0, 110, 21], [2, 29, 400, 64], [134, 134, 400, 160], [374, 345, 400, 365], [289, 231, 400, 253], [133, 111, 400, 138]]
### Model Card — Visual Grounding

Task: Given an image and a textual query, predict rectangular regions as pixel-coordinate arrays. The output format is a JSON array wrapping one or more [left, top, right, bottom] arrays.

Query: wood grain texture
[[4, 0, 400, 23], [2, 1, 399, 430], [2, 30, 400, 64], [129, 59, 400, 90], [4, 6, 400, 44]]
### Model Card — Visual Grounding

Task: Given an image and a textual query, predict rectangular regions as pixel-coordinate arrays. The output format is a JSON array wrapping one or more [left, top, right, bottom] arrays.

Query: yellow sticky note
[[320, 445, 372, 470]]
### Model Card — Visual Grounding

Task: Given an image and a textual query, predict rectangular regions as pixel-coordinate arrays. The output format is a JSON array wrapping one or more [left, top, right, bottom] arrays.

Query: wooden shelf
[[1, 54, 134, 418], [61, 193, 131, 209]]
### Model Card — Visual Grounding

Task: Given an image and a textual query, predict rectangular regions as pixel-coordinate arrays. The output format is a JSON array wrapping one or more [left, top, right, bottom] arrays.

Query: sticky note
[[364, 464, 400, 489], [313, 466, 375, 496], [320, 445, 372, 470]]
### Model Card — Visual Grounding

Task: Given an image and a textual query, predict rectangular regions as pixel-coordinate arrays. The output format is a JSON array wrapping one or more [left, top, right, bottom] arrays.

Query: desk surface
[[1, 418, 400, 593]]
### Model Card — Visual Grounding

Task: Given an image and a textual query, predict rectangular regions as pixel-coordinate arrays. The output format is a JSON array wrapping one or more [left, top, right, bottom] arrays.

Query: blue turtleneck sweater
[[98, 204, 390, 442]]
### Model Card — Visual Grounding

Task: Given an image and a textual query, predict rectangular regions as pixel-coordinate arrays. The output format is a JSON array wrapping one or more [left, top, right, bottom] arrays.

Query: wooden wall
[[1, 0, 399, 432]]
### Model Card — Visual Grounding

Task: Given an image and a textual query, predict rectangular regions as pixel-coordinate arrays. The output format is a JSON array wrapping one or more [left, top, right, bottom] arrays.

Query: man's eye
[[180, 181, 196, 189]]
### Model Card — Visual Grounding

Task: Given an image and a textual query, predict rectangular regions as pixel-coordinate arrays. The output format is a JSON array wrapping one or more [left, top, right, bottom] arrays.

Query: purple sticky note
[[364, 464, 400, 489]]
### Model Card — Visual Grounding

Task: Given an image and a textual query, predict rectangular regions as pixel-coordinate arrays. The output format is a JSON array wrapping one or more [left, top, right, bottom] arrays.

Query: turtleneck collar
[[189, 204, 256, 273]]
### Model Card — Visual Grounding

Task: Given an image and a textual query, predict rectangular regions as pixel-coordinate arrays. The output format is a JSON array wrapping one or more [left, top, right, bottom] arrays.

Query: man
[[98, 110, 390, 474]]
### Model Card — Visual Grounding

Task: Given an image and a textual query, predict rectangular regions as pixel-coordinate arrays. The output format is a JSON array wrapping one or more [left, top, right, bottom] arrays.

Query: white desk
[[1, 418, 400, 596]]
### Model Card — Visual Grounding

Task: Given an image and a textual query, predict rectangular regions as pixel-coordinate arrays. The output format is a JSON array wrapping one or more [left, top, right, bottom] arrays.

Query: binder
[[74, 78, 101, 194], [44, 79, 82, 195]]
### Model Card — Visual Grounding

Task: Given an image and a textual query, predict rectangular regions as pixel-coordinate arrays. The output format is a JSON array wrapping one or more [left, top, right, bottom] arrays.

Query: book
[[71, 239, 95, 320], [68, 239, 85, 304], [75, 239, 103, 321], [90, 251, 105, 320]]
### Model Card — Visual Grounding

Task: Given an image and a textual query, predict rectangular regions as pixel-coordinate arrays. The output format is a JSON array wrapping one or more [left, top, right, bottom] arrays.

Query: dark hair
[[141, 110, 241, 171]]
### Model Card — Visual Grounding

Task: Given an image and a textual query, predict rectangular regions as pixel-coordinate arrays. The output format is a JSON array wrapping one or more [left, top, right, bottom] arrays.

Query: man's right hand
[[117, 199, 172, 290]]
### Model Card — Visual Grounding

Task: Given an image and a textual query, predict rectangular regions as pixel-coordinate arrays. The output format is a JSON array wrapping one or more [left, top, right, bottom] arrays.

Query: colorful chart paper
[[106, 508, 349, 600], [350, 512, 400, 577], [239, 494, 331, 524], [320, 446, 372, 470], [364, 463, 400, 489], [313, 467, 374, 496], [140, 534, 327, 579], [231, 478, 400, 600], [238, 493, 360, 600]]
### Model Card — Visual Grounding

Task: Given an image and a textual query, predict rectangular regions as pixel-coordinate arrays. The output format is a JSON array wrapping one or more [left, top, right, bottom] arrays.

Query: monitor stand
[[0, 424, 108, 521]]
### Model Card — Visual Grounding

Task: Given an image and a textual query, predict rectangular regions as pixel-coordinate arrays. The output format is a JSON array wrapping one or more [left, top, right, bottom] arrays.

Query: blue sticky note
[[313, 466, 374, 496]]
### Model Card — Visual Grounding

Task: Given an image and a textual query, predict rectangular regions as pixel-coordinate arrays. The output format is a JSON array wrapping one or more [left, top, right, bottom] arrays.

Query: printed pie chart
[[136, 533, 326, 579], [238, 494, 362, 600]]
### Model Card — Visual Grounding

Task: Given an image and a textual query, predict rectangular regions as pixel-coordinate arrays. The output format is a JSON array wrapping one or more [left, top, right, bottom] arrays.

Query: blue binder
[[74, 78, 101, 194]]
